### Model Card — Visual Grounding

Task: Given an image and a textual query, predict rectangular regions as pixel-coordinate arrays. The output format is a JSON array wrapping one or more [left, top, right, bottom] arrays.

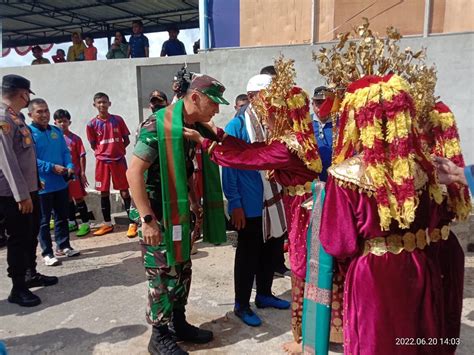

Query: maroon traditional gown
[[426, 199, 464, 354], [319, 157, 450, 355], [202, 134, 318, 341]]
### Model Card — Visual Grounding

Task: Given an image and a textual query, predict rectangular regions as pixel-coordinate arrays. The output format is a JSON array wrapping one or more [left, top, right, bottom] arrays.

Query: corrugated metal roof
[[1, 0, 199, 48]]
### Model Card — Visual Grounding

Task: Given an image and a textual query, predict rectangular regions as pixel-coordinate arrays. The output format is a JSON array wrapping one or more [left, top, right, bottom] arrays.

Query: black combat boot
[[8, 287, 41, 307], [8, 277, 41, 307], [148, 325, 188, 355], [0, 219, 6, 249], [25, 269, 59, 288], [170, 309, 213, 344]]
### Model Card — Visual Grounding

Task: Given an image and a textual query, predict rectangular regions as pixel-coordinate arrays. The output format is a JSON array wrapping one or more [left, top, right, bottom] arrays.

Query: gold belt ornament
[[283, 181, 313, 196], [362, 225, 450, 256]]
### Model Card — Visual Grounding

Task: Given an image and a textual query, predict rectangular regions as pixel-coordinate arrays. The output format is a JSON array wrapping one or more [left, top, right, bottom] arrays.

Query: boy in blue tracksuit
[[28, 98, 79, 266]]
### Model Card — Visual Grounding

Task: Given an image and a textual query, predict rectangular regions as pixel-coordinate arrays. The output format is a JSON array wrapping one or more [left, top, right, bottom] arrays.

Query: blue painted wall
[[209, 0, 240, 48]]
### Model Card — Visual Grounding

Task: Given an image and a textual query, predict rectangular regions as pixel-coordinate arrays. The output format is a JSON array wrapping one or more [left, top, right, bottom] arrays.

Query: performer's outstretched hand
[[183, 127, 204, 144], [433, 156, 467, 186], [200, 120, 218, 135]]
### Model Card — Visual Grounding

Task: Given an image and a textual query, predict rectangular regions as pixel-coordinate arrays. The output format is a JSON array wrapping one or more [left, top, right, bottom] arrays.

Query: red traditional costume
[[201, 58, 322, 343], [420, 101, 470, 354], [318, 73, 456, 355], [314, 21, 468, 353]]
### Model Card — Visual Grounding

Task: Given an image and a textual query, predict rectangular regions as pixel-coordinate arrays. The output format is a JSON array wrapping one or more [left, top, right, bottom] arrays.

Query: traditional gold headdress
[[316, 19, 432, 90], [316, 19, 447, 230], [316, 18, 441, 120], [253, 56, 322, 173]]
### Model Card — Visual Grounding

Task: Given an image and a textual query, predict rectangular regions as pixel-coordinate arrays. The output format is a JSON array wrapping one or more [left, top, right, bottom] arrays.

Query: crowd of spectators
[[30, 20, 191, 66]]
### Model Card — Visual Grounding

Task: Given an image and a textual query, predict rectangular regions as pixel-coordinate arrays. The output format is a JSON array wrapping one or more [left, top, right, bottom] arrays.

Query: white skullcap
[[246, 74, 272, 93]]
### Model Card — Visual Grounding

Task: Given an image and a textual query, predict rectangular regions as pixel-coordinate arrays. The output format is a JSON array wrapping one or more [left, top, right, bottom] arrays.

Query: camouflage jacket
[[130, 113, 196, 222]]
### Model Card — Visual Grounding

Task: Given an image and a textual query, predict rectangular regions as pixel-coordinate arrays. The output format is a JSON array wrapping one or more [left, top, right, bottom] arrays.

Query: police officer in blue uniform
[[0, 75, 58, 307]]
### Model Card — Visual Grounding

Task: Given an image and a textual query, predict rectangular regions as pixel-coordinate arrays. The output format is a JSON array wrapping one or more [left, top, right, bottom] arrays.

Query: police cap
[[2, 74, 35, 94]]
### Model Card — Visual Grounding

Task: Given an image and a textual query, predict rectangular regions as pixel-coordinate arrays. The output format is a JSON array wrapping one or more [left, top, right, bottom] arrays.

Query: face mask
[[20, 92, 30, 108]]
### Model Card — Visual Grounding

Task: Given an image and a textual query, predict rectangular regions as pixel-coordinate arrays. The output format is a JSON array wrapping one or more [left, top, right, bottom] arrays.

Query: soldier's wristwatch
[[140, 215, 154, 224]]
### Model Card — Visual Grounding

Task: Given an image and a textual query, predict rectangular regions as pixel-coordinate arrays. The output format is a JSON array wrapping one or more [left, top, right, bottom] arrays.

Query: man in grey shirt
[[0, 74, 58, 307]]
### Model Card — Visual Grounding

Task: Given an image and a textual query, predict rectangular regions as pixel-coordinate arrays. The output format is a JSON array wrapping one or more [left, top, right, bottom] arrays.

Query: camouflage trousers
[[139, 235, 192, 326]]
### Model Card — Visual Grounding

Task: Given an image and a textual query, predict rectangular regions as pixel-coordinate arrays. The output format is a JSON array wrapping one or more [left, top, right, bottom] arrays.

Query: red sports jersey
[[63, 130, 86, 175], [86, 114, 130, 161]]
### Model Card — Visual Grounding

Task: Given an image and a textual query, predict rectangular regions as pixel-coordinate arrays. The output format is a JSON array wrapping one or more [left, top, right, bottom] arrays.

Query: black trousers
[[0, 192, 40, 288], [273, 235, 286, 271], [234, 216, 279, 307]]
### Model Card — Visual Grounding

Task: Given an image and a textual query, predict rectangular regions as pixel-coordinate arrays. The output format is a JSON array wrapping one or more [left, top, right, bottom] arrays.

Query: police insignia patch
[[0, 121, 11, 135]]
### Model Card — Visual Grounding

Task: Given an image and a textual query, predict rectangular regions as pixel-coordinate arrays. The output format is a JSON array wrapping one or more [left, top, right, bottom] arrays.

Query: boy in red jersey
[[53, 109, 91, 237], [86, 92, 137, 237]]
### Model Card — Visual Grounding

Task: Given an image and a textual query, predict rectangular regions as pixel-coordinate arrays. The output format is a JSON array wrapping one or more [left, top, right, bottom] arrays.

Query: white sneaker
[[44, 255, 61, 266], [89, 222, 102, 229], [55, 248, 80, 257]]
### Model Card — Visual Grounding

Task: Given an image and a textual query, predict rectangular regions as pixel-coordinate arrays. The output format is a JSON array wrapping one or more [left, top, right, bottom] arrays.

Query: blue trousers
[[38, 187, 71, 257]]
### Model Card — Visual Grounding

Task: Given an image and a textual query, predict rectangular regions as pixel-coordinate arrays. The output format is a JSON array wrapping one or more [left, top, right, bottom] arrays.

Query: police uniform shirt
[[0, 103, 39, 201]]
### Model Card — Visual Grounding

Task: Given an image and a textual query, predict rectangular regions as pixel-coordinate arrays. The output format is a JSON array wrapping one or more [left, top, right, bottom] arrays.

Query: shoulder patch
[[51, 126, 62, 138], [141, 115, 157, 130]]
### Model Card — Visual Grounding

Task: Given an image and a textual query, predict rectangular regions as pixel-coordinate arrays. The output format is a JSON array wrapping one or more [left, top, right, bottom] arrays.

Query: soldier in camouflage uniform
[[130, 114, 195, 326], [127, 76, 229, 355]]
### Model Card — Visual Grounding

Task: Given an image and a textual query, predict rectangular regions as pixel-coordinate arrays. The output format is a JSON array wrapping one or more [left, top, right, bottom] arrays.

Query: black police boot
[[0, 235, 6, 249], [0, 221, 6, 249], [25, 269, 58, 288], [170, 309, 213, 344], [8, 287, 41, 307], [148, 325, 188, 355]]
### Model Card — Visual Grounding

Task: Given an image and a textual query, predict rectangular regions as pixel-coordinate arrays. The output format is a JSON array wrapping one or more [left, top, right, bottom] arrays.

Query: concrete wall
[[1, 32, 473, 189], [0, 56, 200, 188], [137, 62, 200, 123]]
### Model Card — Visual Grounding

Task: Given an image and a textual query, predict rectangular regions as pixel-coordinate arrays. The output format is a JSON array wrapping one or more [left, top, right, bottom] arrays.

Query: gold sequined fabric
[[330, 272, 344, 344], [328, 154, 428, 195], [283, 181, 313, 197], [362, 226, 450, 256], [291, 275, 305, 343]]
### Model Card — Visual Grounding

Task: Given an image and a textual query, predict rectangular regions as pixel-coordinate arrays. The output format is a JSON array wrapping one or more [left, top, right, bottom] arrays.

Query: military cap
[[189, 74, 229, 105], [2, 74, 35, 94]]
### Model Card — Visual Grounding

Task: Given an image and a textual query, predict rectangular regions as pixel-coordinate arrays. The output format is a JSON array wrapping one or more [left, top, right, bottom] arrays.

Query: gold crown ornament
[[252, 56, 322, 174]]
